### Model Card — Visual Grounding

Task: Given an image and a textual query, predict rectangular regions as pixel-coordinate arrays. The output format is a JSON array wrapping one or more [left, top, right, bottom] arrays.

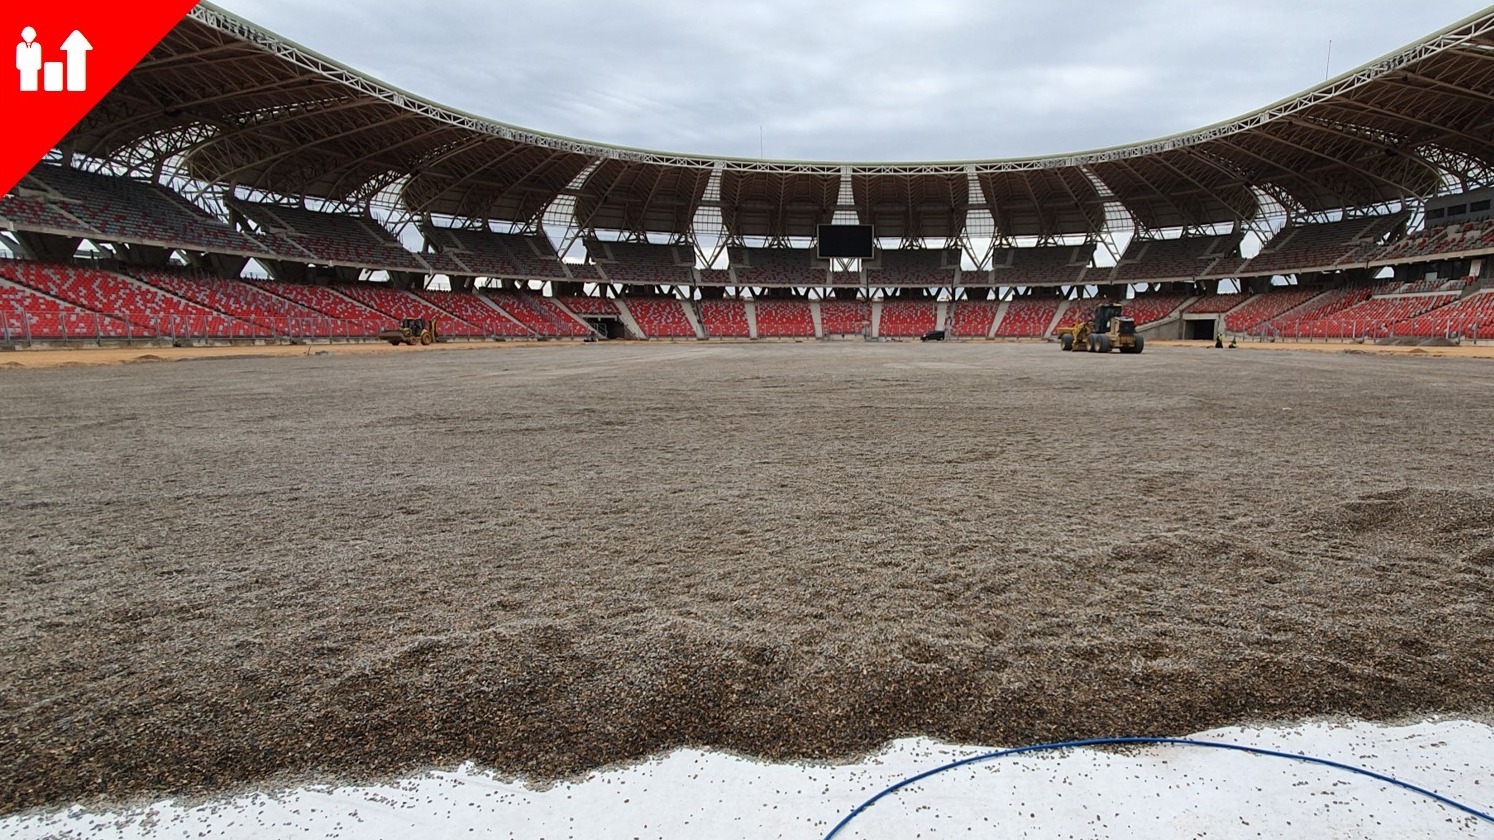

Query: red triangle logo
[[0, 0, 200, 194]]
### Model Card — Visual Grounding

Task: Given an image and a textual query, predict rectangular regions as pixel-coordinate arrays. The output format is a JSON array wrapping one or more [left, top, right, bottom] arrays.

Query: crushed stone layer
[[0, 341, 1490, 814]]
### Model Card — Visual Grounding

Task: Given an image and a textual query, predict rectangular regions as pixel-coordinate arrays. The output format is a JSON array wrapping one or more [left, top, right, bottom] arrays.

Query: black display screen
[[816, 224, 875, 259]]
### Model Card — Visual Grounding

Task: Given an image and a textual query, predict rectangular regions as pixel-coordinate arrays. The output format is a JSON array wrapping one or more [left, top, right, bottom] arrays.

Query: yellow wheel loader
[[378, 317, 439, 346]]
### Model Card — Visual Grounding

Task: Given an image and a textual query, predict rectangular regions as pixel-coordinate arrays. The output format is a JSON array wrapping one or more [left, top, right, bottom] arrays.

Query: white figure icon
[[15, 26, 90, 93], [16, 26, 41, 91]]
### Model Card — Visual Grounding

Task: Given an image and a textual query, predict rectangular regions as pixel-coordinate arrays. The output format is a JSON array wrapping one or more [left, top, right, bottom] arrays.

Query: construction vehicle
[[1055, 319, 1093, 352], [378, 317, 439, 346], [1057, 303, 1144, 353]]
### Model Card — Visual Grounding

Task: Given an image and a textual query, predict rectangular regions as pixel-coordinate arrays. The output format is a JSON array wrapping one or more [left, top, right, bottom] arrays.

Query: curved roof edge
[[193, 2, 1494, 175]]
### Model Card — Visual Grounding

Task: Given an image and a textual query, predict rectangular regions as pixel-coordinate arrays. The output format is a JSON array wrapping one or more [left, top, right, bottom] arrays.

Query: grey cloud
[[219, 0, 1488, 161]]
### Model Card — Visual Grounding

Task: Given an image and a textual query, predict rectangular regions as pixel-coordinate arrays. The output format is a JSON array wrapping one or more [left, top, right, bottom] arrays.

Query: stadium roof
[[62, 2, 1494, 240]]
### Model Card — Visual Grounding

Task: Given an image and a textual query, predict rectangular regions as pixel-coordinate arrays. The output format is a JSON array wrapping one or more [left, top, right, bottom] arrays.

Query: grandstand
[[876, 300, 939, 337], [1218, 287, 1322, 334], [488, 291, 593, 337], [231, 200, 426, 270], [948, 299, 1000, 338], [697, 268, 735, 287], [752, 299, 816, 337], [415, 289, 532, 338], [0, 275, 137, 340], [1276, 292, 1462, 340], [134, 270, 326, 336], [818, 300, 871, 336], [1111, 233, 1243, 283], [1395, 290, 1494, 339], [697, 300, 751, 338], [1254, 285, 1380, 337], [866, 249, 958, 287], [623, 297, 697, 338], [334, 283, 470, 332], [422, 225, 567, 278], [1371, 218, 1494, 264], [559, 296, 620, 317], [590, 241, 696, 287], [0, 192, 91, 233], [2, 262, 259, 339], [988, 244, 1094, 287], [1241, 215, 1405, 276], [0, 2, 1488, 352], [15, 165, 264, 255], [730, 248, 826, 287], [1121, 291, 1191, 326], [993, 298, 1061, 337], [1183, 292, 1246, 316]]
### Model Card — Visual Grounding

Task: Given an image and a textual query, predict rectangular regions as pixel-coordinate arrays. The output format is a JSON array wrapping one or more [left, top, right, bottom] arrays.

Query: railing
[[1248, 321, 1486, 343]]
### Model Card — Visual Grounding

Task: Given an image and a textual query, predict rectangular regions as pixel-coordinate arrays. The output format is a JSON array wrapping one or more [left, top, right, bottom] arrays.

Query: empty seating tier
[[523, 295, 594, 337], [867, 249, 957, 286], [1394, 290, 1494, 339], [1220, 288, 1321, 334], [19, 166, 262, 253], [1184, 293, 1246, 315], [819, 300, 871, 336], [3, 262, 257, 338], [949, 300, 999, 338], [135, 271, 326, 336], [752, 300, 815, 337], [989, 244, 1094, 287], [698, 300, 750, 337], [231, 200, 425, 270], [0, 279, 137, 340], [994, 298, 1061, 337], [877, 300, 938, 337], [0, 193, 86, 231], [1372, 219, 1494, 263], [1112, 233, 1243, 282], [698, 268, 735, 287], [559, 296, 621, 316], [249, 281, 379, 322], [1279, 293, 1460, 339], [1121, 292, 1190, 326], [336, 284, 479, 335], [592, 241, 696, 286], [422, 226, 566, 278], [1257, 285, 1378, 337], [414, 290, 530, 337], [487, 292, 592, 337], [624, 298, 697, 337], [731, 248, 826, 287], [1243, 215, 1404, 275]]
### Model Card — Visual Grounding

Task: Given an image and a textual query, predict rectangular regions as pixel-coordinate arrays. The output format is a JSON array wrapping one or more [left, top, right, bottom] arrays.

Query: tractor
[[378, 317, 439, 346], [1058, 303, 1144, 354], [1055, 319, 1092, 352]]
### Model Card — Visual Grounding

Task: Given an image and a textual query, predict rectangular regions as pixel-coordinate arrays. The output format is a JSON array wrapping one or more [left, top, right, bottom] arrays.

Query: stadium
[[2, 2, 1493, 837]]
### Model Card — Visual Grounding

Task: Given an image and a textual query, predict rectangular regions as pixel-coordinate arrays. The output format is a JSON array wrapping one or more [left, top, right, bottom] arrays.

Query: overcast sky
[[213, 0, 1488, 163]]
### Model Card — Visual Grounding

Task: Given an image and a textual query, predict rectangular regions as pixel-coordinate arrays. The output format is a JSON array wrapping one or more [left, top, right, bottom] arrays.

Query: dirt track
[[4, 336, 1494, 369], [1, 341, 1490, 814]]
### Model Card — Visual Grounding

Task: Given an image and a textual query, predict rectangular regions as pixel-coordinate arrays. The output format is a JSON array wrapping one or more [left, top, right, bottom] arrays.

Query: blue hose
[[822, 735, 1494, 839]]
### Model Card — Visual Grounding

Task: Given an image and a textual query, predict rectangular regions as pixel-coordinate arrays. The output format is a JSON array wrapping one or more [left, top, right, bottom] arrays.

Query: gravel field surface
[[1, 341, 1490, 815]]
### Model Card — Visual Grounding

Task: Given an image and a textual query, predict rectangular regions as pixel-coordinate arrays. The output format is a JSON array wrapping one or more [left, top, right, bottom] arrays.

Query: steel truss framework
[[37, 2, 1494, 278]]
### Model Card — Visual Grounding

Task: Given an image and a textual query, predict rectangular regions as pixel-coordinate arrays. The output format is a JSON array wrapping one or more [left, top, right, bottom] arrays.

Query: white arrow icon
[[61, 30, 90, 91]]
